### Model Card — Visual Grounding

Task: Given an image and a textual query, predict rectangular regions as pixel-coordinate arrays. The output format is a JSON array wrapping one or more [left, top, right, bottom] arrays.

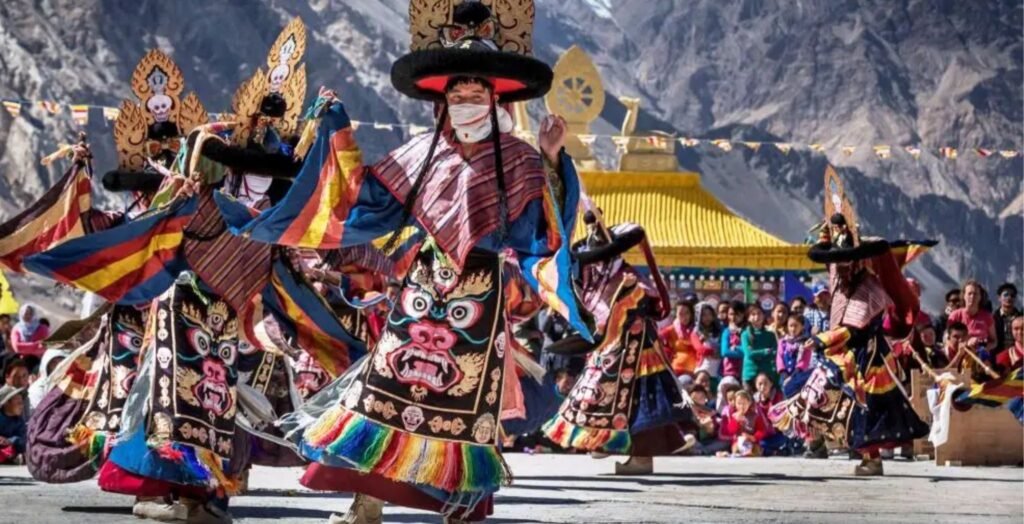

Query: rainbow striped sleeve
[[215, 100, 402, 249], [257, 258, 367, 377], [518, 152, 592, 342], [23, 197, 197, 304]]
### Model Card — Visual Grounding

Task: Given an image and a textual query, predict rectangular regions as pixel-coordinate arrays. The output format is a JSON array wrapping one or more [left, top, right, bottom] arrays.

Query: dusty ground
[[0, 455, 1020, 523]]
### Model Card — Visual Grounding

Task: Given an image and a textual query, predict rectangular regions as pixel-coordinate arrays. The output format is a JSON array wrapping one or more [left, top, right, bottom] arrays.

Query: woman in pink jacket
[[10, 304, 48, 369]]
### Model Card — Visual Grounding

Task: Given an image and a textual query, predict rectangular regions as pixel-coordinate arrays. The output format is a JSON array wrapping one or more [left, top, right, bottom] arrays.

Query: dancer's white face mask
[[448, 103, 514, 144]]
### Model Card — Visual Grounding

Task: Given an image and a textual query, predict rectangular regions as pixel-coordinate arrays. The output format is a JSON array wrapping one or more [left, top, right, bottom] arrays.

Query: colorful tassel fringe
[[66, 424, 108, 465], [302, 407, 510, 494], [541, 416, 631, 454], [151, 441, 240, 495]]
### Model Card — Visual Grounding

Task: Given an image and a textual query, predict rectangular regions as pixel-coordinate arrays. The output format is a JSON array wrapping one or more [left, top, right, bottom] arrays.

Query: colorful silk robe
[[214, 99, 587, 511]]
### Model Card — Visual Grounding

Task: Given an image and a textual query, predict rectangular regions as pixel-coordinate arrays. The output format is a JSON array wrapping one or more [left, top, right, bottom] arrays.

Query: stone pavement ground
[[0, 455, 1020, 523]]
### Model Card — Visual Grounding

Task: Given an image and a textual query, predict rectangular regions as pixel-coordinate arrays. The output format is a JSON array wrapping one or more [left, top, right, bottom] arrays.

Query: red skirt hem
[[97, 460, 207, 499], [301, 463, 493, 521]]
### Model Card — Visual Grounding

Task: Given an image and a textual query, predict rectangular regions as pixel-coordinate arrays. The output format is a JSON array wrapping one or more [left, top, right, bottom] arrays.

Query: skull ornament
[[344, 381, 364, 409], [401, 405, 425, 432], [147, 94, 173, 123], [156, 346, 172, 369], [471, 413, 496, 444]]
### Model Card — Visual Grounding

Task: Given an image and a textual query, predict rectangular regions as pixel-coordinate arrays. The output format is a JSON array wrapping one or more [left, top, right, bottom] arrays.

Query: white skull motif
[[344, 381, 363, 409], [494, 332, 506, 358], [147, 94, 173, 122], [269, 35, 297, 92], [269, 64, 291, 93], [156, 346, 173, 369], [146, 68, 173, 122], [401, 405, 425, 432]]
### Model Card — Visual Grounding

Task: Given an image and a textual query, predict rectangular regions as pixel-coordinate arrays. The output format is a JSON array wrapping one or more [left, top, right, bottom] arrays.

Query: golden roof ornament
[[228, 17, 308, 145], [113, 49, 208, 171], [545, 45, 604, 169], [409, 0, 535, 54], [615, 96, 678, 172]]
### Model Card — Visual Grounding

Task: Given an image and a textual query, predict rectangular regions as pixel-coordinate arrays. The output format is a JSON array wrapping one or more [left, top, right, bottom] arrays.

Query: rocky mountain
[[0, 0, 1020, 318]]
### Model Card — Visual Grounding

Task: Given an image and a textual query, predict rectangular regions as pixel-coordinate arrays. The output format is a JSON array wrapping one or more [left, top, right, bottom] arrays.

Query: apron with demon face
[[544, 262, 688, 456], [27, 304, 148, 483], [148, 284, 239, 457], [80, 305, 150, 435], [301, 249, 510, 502], [104, 279, 245, 492]]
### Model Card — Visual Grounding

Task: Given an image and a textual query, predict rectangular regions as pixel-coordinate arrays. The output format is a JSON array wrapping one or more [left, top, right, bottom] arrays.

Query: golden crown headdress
[[113, 50, 208, 171], [409, 0, 535, 54], [228, 17, 308, 146], [823, 165, 860, 247]]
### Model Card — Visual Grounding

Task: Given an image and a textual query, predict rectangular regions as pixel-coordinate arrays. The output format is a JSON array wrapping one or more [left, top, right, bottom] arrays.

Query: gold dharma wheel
[[545, 45, 605, 124]]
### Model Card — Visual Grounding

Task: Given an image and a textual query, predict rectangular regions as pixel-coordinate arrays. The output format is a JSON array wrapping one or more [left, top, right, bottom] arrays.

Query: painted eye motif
[[237, 340, 258, 356], [401, 289, 433, 320], [447, 299, 483, 330], [188, 328, 212, 356], [217, 341, 237, 366], [117, 332, 145, 353]]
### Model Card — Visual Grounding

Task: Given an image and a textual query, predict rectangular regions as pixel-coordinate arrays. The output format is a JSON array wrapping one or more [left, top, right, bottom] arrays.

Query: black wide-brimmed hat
[[391, 38, 553, 103], [807, 237, 891, 264], [573, 221, 647, 265]]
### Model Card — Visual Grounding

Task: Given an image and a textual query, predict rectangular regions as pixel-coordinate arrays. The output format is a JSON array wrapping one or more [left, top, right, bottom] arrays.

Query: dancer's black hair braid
[[382, 103, 449, 253], [490, 100, 509, 244]]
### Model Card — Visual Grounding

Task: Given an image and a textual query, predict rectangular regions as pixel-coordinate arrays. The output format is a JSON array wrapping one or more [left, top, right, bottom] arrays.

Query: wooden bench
[[909, 369, 1023, 466]]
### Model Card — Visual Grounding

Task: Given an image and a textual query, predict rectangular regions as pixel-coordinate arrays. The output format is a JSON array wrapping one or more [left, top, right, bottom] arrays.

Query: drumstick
[[907, 349, 939, 380], [958, 345, 1000, 380]]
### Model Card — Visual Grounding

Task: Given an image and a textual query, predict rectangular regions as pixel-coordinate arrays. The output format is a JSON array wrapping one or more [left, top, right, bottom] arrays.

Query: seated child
[[718, 390, 768, 457], [753, 373, 790, 456], [0, 385, 26, 464]]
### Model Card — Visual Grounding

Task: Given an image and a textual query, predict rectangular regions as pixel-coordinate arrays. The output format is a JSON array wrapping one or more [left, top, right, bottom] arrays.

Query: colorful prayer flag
[[102, 106, 120, 122], [37, 101, 61, 114], [373, 122, 394, 131], [841, 145, 856, 156], [873, 145, 891, 159], [888, 240, 938, 269], [408, 124, 429, 136], [679, 138, 700, 147], [953, 367, 1024, 408], [23, 197, 197, 304], [2, 100, 21, 118], [975, 148, 993, 158], [904, 145, 922, 159], [711, 139, 733, 152], [809, 143, 825, 153], [742, 141, 761, 152], [70, 104, 89, 126], [0, 164, 92, 272], [350, 120, 361, 130], [939, 147, 958, 159], [998, 150, 1020, 159], [774, 143, 792, 154]]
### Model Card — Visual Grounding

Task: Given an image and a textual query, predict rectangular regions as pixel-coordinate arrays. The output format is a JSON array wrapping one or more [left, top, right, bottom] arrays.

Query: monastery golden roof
[[576, 171, 819, 271]]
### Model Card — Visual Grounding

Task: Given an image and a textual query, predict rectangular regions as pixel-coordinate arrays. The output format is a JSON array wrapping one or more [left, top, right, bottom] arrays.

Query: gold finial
[[619, 96, 640, 137], [614, 97, 678, 172]]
